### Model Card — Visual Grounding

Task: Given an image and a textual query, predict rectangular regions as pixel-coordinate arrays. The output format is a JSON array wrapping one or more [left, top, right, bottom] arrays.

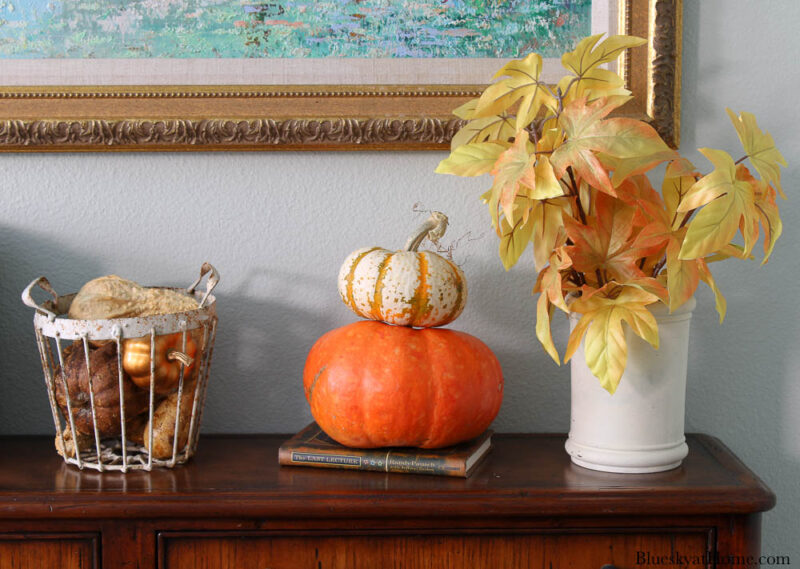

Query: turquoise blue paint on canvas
[[0, 0, 591, 59]]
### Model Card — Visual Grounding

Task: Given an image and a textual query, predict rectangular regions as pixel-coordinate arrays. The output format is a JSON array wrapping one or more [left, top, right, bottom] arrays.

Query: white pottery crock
[[565, 297, 696, 473]]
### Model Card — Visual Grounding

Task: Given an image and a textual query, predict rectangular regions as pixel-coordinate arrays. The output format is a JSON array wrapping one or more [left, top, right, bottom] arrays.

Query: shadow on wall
[[196, 267, 333, 434], [0, 228, 331, 436], [0, 224, 104, 435], [461, 264, 572, 434]]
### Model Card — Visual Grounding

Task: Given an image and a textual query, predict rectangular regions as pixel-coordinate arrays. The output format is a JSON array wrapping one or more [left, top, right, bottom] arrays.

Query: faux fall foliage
[[436, 34, 787, 394]]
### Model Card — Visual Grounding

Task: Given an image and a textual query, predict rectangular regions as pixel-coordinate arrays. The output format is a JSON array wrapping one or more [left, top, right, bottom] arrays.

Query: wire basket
[[21, 263, 219, 472]]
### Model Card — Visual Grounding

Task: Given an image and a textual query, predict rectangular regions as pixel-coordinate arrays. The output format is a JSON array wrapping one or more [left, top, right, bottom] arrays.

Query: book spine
[[278, 447, 467, 477]]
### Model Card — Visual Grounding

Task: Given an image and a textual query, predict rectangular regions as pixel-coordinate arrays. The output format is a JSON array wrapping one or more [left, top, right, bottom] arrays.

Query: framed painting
[[0, 0, 681, 151]]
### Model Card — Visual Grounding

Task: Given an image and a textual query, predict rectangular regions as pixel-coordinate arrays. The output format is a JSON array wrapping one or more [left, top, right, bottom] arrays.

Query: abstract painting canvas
[[0, 0, 681, 152], [2, 0, 590, 59], [0, 0, 604, 84]]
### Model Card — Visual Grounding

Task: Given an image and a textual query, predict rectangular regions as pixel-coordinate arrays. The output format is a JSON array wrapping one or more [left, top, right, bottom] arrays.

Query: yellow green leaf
[[528, 155, 564, 200], [491, 132, 537, 224], [678, 148, 758, 259], [480, 186, 501, 232], [678, 148, 744, 210], [565, 284, 660, 394], [558, 68, 630, 103], [534, 248, 573, 364], [623, 277, 669, 305], [571, 288, 660, 387], [452, 98, 479, 120], [551, 98, 672, 196], [605, 147, 677, 187], [535, 247, 572, 311], [536, 296, 560, 364], [705, 243, 750, 263], [562, 34, 648, 78], [727, 109, 787, 199], [436, 142, 510, 177], [475, 53, 547, 116], [697, 259, 726, 323], [499, 210, 535, 271], [665, 237, 700, 312], [679, 194, 756, 260], [666, 156, 697, 178], [737, 164, 783, 264], [662, 168, 697, 226], [754, 191, 782, 264], [537, 126, 563, 153], [531, 197, 569, 271], [450, 113, 516, 150], [564, 308, 592, 366], [560, 34, 647, 101]]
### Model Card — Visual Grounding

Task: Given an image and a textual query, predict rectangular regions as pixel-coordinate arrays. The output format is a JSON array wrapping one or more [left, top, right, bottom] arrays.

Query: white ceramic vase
[[565, 297, 696, 473]]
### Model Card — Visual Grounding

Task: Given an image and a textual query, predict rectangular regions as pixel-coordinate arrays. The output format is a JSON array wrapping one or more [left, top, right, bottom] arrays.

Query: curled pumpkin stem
[[166, 349, 194, 368], [404, 211, 449, 252]]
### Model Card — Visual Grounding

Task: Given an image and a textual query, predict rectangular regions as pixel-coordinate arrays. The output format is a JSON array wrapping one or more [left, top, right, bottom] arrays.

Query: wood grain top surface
[[0, 433, 775, 519]]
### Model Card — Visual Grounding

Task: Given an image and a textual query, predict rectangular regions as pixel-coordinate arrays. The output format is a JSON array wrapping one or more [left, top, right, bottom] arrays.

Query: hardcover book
[[278, 423, 492, 478]]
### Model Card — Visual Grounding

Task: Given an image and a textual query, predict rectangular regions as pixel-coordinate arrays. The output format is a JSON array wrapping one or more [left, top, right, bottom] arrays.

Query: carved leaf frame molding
[[0, 0, 681, 152]]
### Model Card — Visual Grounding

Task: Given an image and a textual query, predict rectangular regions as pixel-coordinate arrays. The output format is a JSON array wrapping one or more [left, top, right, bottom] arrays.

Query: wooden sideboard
[[0, 433, 774, 569]]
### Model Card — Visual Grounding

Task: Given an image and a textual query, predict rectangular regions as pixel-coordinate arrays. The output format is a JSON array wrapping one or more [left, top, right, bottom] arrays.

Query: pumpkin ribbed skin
[[338, 247, 467, 328], [303, 321, 503, 449]]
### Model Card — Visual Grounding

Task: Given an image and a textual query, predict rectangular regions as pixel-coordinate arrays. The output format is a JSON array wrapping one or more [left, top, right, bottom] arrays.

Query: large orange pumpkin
[[303, 320, 503, 449]]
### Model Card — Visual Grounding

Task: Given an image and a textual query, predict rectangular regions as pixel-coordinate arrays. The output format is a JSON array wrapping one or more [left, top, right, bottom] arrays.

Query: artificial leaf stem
[[678, 209, 697, 229], [566, 167, 588, 224], [652, 257, 667, 277], [595, 269, 606, 287]]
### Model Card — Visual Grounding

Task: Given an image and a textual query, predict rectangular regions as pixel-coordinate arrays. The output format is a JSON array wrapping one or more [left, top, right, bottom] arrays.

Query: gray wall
[[1, 0, 797, 561]]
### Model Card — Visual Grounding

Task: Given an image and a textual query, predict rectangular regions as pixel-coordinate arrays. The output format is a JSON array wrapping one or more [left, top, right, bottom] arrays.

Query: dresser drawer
[[0, 533, 98, 569], [159, 529, 712, 569]]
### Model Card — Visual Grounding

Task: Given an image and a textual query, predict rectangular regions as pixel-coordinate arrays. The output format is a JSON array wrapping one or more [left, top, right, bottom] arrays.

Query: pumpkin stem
[[166, 349, 194, 368], [403, 211, 449, 252]]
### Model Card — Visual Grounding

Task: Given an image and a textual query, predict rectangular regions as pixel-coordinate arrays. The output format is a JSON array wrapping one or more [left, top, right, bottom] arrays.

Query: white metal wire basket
[[21, 263, 219, 472]]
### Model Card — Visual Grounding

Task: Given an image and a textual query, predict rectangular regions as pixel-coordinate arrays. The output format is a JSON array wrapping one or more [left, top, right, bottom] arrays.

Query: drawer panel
[[159, 530, 711, 569], [0, 533, 98, 569]]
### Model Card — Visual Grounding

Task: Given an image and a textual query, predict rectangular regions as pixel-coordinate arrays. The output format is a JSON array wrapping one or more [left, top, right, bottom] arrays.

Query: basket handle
[[186, 262, 219, 309], [21, 276, 59, 320]]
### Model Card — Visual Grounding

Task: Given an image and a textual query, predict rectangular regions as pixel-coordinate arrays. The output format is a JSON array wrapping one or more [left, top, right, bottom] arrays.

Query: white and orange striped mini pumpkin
[[337, 212, 467, 328]]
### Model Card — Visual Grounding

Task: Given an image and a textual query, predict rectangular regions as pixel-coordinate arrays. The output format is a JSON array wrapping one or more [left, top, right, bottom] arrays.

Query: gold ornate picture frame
[[0, 0, 680, 152]]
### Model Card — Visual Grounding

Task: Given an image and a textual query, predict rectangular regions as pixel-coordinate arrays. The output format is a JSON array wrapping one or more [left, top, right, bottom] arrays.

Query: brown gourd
[[54, 425, 94, 459], [144, 387, 196, 459], [54, 342, 149, 437]]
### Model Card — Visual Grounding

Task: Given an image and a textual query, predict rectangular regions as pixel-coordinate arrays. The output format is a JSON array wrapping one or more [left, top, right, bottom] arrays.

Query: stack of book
[[278, 423, 492, 478]]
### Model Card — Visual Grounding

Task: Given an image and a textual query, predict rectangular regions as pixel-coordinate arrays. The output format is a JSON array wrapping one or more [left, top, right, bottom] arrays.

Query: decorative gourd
[[68, 275, 198, 320], [122, 331, 199, 394], [144, 388, 195, 459], [337, 212, 467, 328], [303, 320, 503, 449], [54, 342, 149, 437]]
